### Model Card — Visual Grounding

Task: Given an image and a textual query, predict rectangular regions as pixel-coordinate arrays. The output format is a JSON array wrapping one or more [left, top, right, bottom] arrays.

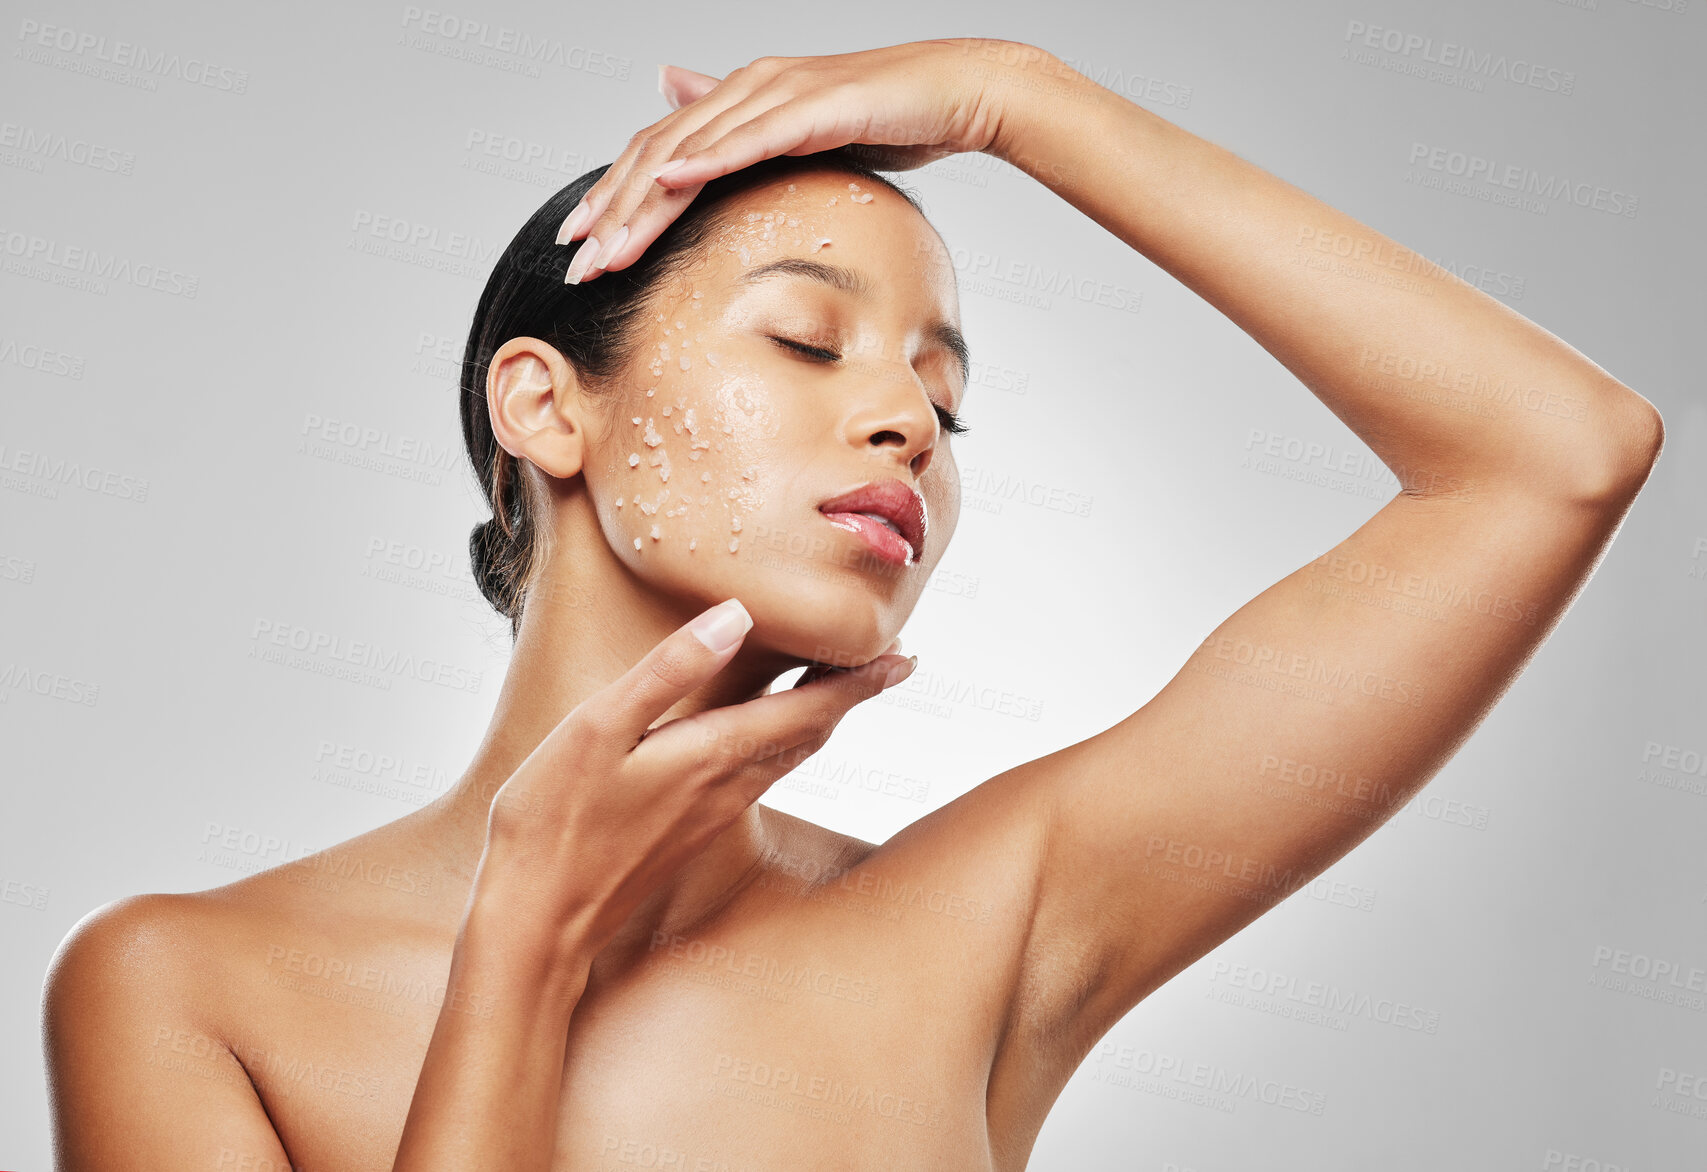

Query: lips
[[817, 479, 927, 566]]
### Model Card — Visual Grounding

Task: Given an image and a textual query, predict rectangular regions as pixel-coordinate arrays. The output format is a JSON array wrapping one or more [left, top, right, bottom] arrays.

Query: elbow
[[1566, 386, 1664, 506]]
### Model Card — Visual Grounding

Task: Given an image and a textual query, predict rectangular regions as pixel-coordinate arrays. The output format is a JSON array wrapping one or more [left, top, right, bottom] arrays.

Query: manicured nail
[[884, 655, 918, 689], [564, 234, 599, 284], [653, 157, 687, 180], [690, 598, 752, 652], [593, 224, 629, 270], [556, 200, 591, 245]]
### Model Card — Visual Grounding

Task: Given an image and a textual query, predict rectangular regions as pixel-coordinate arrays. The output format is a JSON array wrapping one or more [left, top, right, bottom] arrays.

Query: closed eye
[[771, 336, 840, 363], [769, 336, 970, 437]]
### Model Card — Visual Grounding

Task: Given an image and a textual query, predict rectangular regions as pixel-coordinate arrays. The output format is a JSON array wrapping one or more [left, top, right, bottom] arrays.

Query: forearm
[[975, 44, 1658, 500], [392, 888, 594, 1171]]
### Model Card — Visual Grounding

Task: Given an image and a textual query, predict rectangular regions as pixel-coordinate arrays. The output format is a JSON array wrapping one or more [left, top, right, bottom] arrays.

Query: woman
[[42, 37, 1661, 1171]]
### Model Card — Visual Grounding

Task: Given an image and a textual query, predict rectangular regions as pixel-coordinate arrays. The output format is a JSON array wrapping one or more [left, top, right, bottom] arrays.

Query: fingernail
[[556, 200, 591, 245], [564, 234, 599, 284], [690, 598, 752, 653], [593, 223, 629, 269], [653, 157, 687, 180], [884, 655, 918, 689], [657, 63, 668, 95]]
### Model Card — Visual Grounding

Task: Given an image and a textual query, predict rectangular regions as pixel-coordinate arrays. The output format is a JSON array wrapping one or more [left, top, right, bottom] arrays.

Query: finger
[[717, 740, 824, 809], [574, 88, 798, 280], [650, 651, 916, 774], [557, 122, 666, 244], [558, 142, 690, 279], [578, 92, 818, 280], [558, 67, 769, 266], [572, 177, 702, 283], [792, 637, 900, 689], [554, 102, 713, 253], [649, 97, 853, 194], [659, 63, 721, 110], [576, 598, 756, 750]]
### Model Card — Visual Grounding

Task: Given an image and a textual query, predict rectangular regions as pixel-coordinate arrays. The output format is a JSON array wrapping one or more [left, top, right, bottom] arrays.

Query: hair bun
[[468, 518, 510, 613]]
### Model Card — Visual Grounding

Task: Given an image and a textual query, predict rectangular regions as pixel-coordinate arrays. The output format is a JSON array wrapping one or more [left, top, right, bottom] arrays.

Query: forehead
[[703, 168, 960, 319]]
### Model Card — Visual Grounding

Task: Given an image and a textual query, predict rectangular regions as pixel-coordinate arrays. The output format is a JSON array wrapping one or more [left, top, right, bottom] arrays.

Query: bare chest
[[551, 958, 997, 1170], [230, 883, 1016, 1170]]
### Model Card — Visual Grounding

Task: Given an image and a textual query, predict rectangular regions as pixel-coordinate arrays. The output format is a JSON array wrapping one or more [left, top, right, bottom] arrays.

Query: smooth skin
[[42, 37, 1662, 1172]]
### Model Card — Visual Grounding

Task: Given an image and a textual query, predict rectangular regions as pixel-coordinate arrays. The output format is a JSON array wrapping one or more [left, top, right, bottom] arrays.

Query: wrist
[[463, 870, 602, 982], [953, 40, 1088, 167]]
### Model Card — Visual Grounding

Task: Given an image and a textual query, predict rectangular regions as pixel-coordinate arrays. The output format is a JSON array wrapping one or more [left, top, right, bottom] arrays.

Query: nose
[[841, 364, 940, 478]]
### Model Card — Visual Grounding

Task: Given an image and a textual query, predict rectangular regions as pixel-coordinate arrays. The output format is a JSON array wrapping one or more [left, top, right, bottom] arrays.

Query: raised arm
[[959, 42, 1662, 1051], [470, 31, 1662, 1087]]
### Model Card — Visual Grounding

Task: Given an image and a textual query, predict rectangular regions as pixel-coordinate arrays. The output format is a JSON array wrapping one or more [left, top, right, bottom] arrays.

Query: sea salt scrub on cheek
[[601, 263, 771, 561], [612, 187, 849, 564], [707, 367, 774, 553]]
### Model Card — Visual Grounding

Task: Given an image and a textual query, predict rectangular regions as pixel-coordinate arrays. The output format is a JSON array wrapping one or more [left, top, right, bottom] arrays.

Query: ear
[[486, 337, 588, 479], [658, 63, 721, 110]]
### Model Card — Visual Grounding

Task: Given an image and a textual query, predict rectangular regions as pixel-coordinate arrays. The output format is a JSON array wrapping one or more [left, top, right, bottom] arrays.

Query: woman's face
[[583, 167, 966, 666]]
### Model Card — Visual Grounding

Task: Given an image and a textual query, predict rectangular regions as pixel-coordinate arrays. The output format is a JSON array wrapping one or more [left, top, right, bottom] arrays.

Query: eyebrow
[[738, 258, 972, 387]]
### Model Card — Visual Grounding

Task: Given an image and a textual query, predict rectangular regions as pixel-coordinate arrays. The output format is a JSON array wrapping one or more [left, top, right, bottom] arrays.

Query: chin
[[741, 518, 942, 666], [610, 476, 943, 664], [643, 544, 918, 669], [753, 570, 918, 667]]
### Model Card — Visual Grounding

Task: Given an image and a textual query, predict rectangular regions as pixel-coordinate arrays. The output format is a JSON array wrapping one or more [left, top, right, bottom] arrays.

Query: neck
[[418, 512, 808, 975]]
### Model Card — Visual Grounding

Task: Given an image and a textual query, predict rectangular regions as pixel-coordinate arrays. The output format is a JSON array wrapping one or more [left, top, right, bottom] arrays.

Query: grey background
[[3, 0, 1703, 1167]]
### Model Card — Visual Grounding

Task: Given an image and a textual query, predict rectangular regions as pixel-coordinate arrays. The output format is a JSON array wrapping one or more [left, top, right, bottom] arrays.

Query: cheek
[[602, 312, 785, 561], [925, 450, 962, 559]]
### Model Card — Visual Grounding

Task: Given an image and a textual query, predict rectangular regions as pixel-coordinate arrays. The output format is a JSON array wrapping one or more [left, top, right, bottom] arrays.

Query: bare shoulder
[[44, 889, 298, 1167], [44, 882, 292, 1038], [46, 890, 219, 1016], [45, 811, 444, 1032], [43, 887, 247, 1016]]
